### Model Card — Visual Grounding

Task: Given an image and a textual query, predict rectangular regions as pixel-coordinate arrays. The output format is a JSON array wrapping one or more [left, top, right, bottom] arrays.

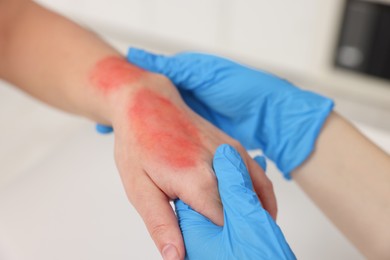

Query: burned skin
[[129, 88, 202, 169], [89, 56, 202, 169]]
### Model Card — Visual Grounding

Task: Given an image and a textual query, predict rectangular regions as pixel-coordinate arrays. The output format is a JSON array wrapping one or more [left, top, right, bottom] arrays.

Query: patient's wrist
[[87, 55, 151, 126]]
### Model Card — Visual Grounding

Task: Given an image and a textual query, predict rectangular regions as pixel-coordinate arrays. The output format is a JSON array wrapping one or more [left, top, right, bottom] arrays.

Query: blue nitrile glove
[[96, 124, 113, 134], [128, 49, 334, 179], [175, 144, 296, 260]]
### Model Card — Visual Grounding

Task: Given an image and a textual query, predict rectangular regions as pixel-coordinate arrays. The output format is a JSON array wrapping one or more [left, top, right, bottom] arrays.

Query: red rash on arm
[[129, 89, 202, 169], [89, 56, 145, 94]]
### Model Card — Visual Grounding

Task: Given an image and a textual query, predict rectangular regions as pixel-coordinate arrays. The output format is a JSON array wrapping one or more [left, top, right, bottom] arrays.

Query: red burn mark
[[89, 56, 145, 94], [129, 89, 201, 169]]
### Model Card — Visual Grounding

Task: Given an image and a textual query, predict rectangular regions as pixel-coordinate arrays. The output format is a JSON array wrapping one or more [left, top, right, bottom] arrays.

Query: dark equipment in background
[[335, 0, 390, 81]]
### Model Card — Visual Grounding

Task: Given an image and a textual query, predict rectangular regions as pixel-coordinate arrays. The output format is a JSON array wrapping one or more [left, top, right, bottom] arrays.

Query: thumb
[[127, 48, 175, 77], [127, 48, 198, 90], [213, 144, 265, 219], [174, 199, 218, 233]]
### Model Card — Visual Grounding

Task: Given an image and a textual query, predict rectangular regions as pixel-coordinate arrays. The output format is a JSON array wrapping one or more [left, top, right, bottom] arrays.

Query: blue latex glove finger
[[128, 48, 334, 179], [96, 124, 113, 134], [128, 49, 176, 81], [128, 48, 203, 89], [175, 144, 295, 260]]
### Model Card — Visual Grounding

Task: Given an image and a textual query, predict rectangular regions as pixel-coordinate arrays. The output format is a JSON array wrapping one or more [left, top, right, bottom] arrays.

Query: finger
[[127, 48, 201, 90], [174, 200, 221, 258], [213, 144, 265, 215], [174, 199, 219, 232], [127, 48, 173, 76], [213, 145, 297, 258], [247, 156, 278, 220], [95, 124, 113, 134], [233, 146, 277, 219], [128, 173, 185, 260], [177, 167, 224, 226]]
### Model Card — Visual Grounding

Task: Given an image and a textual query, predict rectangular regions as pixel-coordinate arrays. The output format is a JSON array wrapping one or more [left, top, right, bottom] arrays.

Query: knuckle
[[153, 73, 171, 85], [201, 168, 218, 190], [149, 222, 171, 242], [189, 171, 217, 197], [230, 140, 245, 154], [265, 179, 275, 192], [229, 139, 240, 148], [257, 174, 274, 191], [187, 166, 218, 198]]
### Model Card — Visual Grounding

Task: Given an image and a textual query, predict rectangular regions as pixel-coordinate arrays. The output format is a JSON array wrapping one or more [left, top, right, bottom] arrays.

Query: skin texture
[[129, 88, 202, 169], [293, 113, 390, 259], [0, 1, 277, 259], [89, 56, 145, 94], [113, 74, 276, 210]]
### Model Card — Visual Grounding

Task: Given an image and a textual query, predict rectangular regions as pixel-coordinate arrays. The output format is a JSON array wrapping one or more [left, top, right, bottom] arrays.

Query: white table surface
[[1, 80, 389, 260]]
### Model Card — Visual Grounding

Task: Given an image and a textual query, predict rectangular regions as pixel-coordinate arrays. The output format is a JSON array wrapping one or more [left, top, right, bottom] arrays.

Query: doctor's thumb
[[127, 48, 172, 76]]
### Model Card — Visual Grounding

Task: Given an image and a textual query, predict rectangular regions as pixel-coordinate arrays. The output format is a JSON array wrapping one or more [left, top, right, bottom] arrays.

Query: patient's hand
[[90, 57, 276, 259]]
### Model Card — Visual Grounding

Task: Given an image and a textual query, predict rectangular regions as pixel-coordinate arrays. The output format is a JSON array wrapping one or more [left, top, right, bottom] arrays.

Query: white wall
[[38, 0, 333, 74]]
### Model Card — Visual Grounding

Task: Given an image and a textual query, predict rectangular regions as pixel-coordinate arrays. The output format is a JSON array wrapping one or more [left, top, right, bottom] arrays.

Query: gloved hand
[[175, 144, 295, 260], [128, 49, 334, 179]]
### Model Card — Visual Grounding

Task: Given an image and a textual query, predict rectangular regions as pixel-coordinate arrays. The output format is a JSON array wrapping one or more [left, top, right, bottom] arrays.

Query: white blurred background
[[1, 0, 390, 259]]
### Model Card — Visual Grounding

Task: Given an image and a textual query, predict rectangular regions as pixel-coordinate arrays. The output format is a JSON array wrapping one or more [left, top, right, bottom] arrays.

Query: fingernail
[[162, 244, 180, 260]]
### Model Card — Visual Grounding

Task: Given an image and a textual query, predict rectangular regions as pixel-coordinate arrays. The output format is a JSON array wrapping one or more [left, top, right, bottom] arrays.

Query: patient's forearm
[[0, 0, 141, 124], [293, 112, 390, 259]]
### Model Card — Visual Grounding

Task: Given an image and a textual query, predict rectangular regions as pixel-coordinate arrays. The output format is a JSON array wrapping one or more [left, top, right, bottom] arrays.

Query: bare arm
[[293, 112, 390, 259], [0, 0, 118, 124]]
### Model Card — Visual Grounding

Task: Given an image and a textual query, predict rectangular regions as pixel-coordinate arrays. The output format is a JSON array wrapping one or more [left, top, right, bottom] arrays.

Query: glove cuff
[[260, 91, 334, 179]]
